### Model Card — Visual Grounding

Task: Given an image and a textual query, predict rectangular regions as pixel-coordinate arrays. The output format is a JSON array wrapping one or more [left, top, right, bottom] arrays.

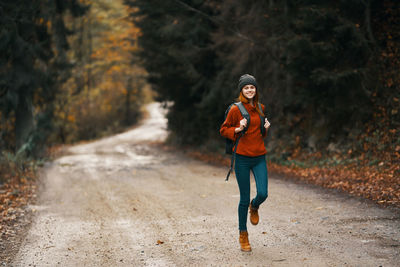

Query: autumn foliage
[[50, 0, 147, 144]]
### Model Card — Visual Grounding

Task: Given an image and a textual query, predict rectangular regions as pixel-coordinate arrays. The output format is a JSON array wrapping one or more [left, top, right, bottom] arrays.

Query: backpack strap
[[258, 103, 266, 136], [235, 102, 250, 134], [225, 102, 249, 181], [225, 131, 243, 181]]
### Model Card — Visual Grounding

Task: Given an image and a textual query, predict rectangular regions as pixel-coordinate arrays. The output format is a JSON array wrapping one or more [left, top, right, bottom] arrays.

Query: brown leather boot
[[239, 230, 251, 252], [249, 202, 259, 225]]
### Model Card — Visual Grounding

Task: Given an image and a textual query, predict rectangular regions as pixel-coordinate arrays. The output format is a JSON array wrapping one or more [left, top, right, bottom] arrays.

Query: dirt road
[[11, 103, 400, 266]]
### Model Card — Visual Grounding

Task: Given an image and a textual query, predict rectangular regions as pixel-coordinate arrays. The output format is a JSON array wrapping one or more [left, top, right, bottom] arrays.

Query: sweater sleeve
[[220, 105, 240, 141]]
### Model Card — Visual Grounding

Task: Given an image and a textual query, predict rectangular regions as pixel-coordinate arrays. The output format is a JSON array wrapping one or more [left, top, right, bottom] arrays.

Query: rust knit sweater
[[220, 102, 267, 157]]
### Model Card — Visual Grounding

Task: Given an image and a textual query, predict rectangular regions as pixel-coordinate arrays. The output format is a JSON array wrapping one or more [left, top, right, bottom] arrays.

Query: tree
[[0, 0, 87, 155], [125, 0, 217, 144], [50, 0, 146, 143]]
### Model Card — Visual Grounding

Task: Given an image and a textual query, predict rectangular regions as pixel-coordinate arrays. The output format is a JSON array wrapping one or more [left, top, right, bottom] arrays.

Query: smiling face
[[241, 84, 256, 100]]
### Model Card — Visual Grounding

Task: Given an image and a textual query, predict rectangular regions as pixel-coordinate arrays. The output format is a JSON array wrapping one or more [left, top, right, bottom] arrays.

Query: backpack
[[224, 102, 249, 154], [224, 102, 265, 181]]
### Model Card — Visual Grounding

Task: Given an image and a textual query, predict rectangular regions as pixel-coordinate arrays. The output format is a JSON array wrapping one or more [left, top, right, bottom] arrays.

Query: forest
[[127, 0, 399, 158], [0, 0, 399, 205]]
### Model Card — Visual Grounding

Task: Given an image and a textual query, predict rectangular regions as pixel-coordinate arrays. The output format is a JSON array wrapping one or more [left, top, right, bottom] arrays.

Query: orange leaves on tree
[[67, 115, 75, 123], [50, 0, 147, 143]]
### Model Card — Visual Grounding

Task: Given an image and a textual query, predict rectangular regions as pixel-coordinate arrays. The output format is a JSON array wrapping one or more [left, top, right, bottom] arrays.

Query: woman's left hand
[[264, 118, 271, 129]]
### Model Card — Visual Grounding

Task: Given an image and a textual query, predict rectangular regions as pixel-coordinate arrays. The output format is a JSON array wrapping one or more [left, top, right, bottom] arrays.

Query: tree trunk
[[86, 13, 93, 96], [15, 93, 34, 151], [364, 0, 376, 44], [125, 78, 133, 125]]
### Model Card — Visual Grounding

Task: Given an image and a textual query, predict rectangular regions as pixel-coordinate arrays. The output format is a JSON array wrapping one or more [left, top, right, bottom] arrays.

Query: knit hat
[[238, 74, 257, 91]]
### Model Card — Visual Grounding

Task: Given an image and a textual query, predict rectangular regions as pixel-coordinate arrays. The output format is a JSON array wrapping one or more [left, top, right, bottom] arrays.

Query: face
[[242, 84, 256, 100]]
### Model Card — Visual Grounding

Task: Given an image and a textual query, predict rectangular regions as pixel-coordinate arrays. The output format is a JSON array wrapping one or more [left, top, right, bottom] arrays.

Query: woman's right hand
[[235, 118, 247, 133]]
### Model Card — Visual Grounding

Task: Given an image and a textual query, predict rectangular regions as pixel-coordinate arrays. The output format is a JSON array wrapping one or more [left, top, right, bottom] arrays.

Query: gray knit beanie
[[238, 74, 257, 91]]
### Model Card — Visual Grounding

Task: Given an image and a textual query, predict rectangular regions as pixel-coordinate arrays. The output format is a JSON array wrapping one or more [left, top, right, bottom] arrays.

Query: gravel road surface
[[11, 103, 400, 266]]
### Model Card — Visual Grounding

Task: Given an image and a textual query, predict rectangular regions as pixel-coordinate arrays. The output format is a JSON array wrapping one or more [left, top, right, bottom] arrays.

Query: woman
[[220, 74, 271, 252]]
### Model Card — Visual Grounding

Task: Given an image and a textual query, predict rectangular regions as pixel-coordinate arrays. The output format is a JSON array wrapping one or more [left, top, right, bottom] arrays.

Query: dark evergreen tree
[[0, 0, 87, 155], [125, 0, 217, 144]]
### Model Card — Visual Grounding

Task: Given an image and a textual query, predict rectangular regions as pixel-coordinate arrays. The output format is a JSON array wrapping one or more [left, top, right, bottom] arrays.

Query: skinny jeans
[[234, 153, 268, 231]]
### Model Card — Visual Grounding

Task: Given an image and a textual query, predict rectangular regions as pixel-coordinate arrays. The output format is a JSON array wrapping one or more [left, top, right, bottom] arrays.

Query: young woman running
[[220, 74, 271, 252]]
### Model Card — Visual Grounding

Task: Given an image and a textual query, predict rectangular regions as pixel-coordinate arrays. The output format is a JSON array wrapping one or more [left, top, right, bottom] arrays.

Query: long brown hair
[[238, 91, 264, 117]]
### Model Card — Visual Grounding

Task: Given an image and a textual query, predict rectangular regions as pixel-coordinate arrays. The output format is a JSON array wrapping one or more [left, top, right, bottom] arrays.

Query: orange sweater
[[220, 102, 267, 157]]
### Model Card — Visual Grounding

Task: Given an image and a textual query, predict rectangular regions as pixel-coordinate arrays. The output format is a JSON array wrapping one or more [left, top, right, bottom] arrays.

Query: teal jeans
[[234, 154, 268, 231]]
